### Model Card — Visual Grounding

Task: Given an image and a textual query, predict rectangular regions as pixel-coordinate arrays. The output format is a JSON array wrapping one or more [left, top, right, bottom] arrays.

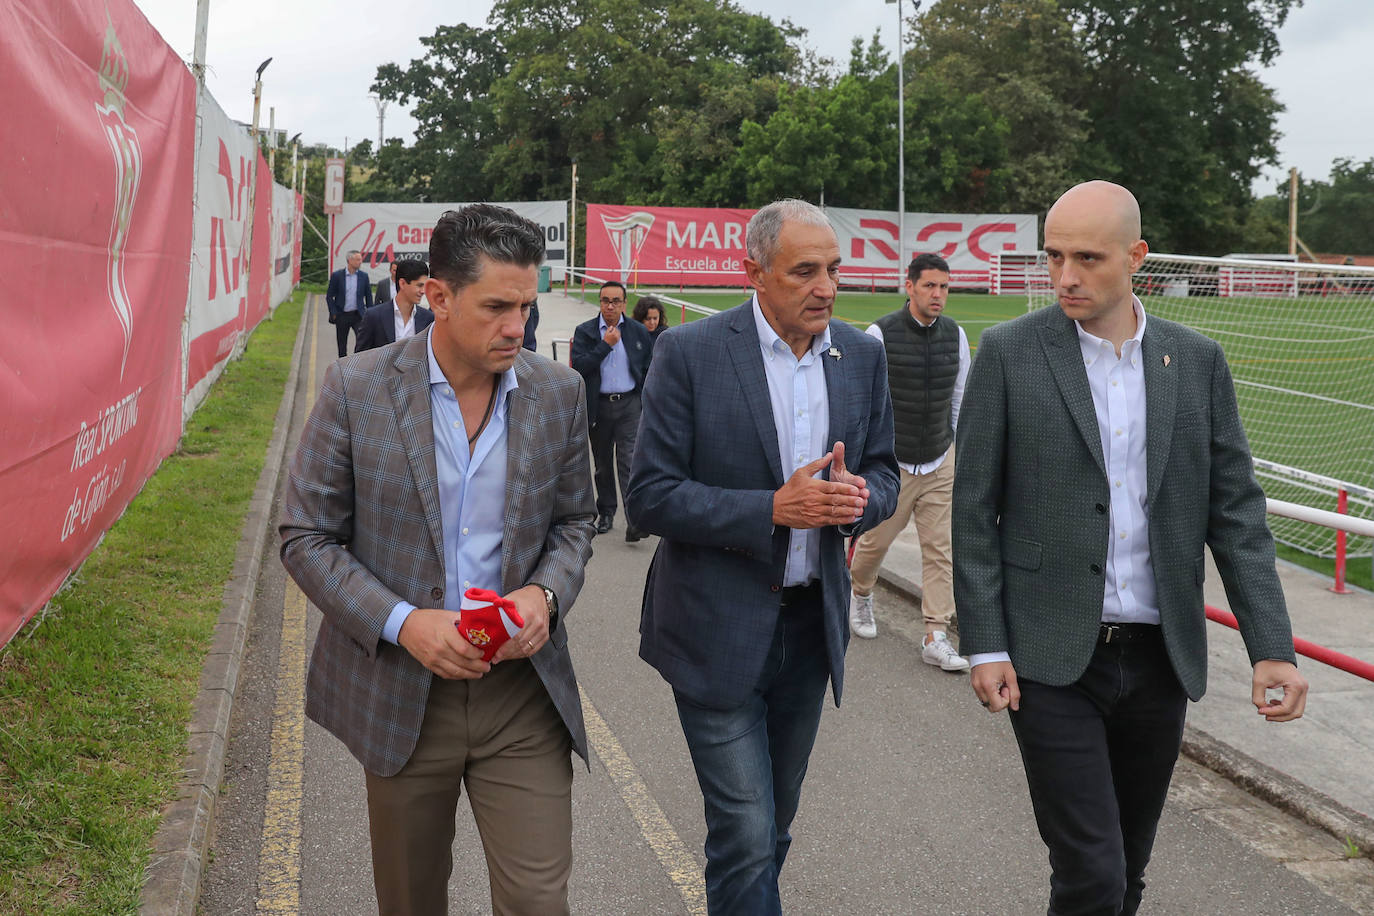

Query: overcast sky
[[136, 0, 1367, 196]]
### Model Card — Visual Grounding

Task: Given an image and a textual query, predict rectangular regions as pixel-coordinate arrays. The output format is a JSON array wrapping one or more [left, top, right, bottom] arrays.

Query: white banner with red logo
[[292, 192, 304, 286], [185, 88, 258, 407], [270, 180, 297, 311], [330, 201, 569, 278], [826, 207, 1038, 288], [0, 0, 196, 644], [585, 204, 1038, 288]]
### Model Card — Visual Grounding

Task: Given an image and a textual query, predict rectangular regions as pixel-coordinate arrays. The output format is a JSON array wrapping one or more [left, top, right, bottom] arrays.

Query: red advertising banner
[[586, 204, 755, 287], [243, 151, 274, 333], [0, 0, 196, 644]]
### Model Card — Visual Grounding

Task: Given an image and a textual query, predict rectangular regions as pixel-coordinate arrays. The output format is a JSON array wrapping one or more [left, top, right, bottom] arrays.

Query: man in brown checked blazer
[[953, 181, 1308, 916], [281, 204, 595, 915]]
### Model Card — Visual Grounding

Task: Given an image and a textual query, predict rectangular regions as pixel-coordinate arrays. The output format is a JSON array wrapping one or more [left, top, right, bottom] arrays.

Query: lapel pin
[[1163, 354, 1171, 367], [828, 347, 842, 359]]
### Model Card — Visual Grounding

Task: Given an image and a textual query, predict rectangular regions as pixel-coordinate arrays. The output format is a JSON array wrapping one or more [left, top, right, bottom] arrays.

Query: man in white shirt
[[953, 180, 1307, 916], [357, 259, 434, 352], [847, 253, 971, 673]]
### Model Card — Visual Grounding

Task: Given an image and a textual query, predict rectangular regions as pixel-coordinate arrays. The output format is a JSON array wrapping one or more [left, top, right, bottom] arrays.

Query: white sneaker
[[922, 632, 970, 672], [849, 592, 877, 639]]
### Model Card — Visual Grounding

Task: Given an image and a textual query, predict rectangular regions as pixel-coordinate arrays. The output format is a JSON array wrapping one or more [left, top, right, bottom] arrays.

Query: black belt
[[599, 391, 635, 401], [1098, 622, 1161, 644], [780, 581, 822, 608]]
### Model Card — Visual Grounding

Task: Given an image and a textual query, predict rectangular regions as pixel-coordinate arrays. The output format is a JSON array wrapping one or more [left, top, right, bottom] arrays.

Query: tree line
[[291, 0, 1369, 283]]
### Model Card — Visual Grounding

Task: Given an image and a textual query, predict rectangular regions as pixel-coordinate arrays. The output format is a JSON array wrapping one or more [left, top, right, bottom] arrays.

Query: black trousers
[[1009, 624, 1188, 916], [335, 310, 362, 357], [589, 392, 640, 517]]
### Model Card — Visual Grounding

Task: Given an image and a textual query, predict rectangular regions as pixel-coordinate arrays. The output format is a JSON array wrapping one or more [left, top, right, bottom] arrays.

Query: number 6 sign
[[323, 158, 344, 215]]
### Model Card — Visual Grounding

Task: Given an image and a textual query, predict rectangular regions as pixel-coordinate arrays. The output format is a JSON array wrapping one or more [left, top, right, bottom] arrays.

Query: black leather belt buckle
[[1099, 622, 1159, 644], [602, 392, 626, 401]]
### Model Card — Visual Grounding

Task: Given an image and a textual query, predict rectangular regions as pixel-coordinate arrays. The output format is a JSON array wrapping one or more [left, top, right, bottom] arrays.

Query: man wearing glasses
[[571, 280, 655, 540]]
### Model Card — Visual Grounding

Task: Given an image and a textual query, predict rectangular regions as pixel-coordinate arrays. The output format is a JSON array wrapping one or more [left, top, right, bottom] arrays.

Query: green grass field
[[569, 283, 1374, 566]]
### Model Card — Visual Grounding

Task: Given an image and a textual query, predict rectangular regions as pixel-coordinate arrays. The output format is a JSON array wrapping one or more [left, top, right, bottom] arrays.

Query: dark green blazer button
[[1095, 503, 1106, 513], [1090, 564, 1102, 575]]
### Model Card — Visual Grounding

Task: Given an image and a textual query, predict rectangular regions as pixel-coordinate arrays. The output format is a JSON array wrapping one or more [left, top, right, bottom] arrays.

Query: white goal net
[[1009, 252, 1374, 560]]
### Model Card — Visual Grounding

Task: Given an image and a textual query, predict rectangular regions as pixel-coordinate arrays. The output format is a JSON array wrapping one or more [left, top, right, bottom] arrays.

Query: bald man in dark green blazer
[[953, 180, 1308, 916]]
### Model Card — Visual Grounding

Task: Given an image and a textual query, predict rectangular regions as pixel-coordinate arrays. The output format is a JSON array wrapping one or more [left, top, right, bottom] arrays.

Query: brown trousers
[[364, 658, 573, 916], [849, 450, 956, 634]]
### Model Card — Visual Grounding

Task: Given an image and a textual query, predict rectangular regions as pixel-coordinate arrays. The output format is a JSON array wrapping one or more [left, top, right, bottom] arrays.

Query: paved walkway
[[182, 289, 1374, 915]]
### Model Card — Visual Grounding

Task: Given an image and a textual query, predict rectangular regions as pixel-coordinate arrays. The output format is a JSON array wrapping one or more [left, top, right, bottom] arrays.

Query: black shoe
[[625, 525, 647, 543], [594, 514, 614, 535]]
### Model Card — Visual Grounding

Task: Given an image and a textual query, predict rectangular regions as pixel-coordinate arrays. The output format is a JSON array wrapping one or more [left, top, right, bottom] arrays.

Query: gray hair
[[428, 204, 546, 290], [346, 249, 361, 258], [746, 199, 833, 269]]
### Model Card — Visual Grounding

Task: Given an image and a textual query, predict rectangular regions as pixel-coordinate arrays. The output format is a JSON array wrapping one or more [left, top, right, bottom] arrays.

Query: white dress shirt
[[970, 296, 1159, 670], [393, 300, 418, 341], [864, 317, 971, 475], [752, 296, 830, 586]]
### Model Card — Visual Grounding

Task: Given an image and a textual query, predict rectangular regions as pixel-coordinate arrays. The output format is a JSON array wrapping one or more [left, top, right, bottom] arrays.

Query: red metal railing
[[1205, 605, 1374, 682]]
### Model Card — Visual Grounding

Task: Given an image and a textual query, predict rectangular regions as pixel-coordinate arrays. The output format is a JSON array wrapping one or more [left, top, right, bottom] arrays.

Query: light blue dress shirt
[[344, 270, 360, 312], [382, 331, 518, 644], [751, 296, 830, 587], [597, 315, 636, 394]]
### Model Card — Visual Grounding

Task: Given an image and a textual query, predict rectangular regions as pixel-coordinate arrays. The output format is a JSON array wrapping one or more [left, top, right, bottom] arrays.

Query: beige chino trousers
[[364, 658, 573, 916], [849, 447, 956, 635]]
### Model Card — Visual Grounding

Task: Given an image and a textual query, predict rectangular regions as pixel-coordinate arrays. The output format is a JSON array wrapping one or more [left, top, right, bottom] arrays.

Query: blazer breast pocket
[[1175, 406, 1209, 429]]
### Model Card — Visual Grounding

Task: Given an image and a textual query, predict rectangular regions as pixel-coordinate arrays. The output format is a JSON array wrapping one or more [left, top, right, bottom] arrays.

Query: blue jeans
[[673, 588, 831, 916]]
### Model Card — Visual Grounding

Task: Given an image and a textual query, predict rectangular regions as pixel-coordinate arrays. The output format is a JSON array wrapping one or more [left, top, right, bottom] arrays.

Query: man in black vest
[[848, 253, 971, 672]]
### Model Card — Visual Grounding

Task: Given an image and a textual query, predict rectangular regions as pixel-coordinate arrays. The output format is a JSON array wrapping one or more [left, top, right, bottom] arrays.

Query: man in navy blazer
[[325, 249, 372, 357], [356, 258, 434, 352], [627, 200, 898, 914], [571, 280, 655, 539]]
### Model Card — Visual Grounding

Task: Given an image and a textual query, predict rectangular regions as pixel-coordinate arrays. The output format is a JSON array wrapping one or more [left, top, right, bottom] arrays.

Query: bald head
[[1046, 181, 1142, 251], [1042, 181, 1149, 341]]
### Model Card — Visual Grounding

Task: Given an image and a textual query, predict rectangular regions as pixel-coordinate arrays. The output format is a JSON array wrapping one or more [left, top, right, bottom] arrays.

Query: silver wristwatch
[[538, 585, 559, 632]]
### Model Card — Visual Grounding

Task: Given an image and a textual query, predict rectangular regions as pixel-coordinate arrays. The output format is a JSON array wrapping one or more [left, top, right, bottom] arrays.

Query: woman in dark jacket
[[632, 295, 669, 343]]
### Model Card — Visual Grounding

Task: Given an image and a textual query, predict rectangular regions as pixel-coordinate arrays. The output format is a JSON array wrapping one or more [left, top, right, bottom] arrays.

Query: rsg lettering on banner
[[827, 207, 1037, 287]]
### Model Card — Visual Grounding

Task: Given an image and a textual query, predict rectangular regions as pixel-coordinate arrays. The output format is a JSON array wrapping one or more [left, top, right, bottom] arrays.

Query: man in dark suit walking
[[324, 249, 372, 357], [356, 258, 434, 352], [571, 279, 654, 540], [954, 180, 1308, 916], [281, 205, 595, 914], [374, 259, 398, 308], [627, 199, 899, 914]]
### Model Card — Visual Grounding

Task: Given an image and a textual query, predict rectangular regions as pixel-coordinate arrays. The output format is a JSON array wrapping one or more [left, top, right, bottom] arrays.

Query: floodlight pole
[[247, 58, 271, 297], [1288, 167, 1298, 257], [568, 160, 578, 291], [192, 0, 210, 86], [372, 95, 388, 150], [887, 0, 906, 285]]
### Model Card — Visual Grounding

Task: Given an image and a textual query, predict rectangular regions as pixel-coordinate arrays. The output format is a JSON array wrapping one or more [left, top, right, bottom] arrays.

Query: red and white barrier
[[0, 0, 302, 647]]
